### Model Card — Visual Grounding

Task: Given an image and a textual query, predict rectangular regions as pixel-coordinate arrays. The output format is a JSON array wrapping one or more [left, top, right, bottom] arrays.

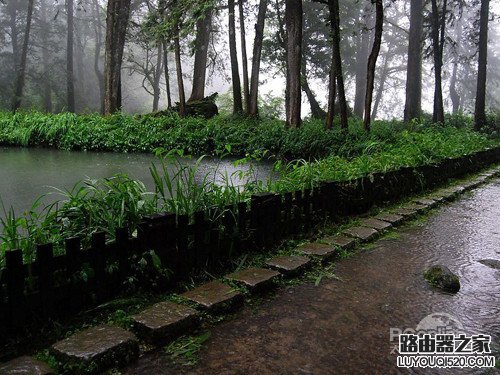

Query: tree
[[363, 0, 383, 132], [327, 0, 348, 129], [353, 5, 371, 118], [239, 0, 250, 113], [92, 0, 105, 113], [40, 0, 53, 112], [173, 20, 186, 116], [12, 0, 35, 111], [228, 0, 243, 114], [104, 0, 132, 115], [188, 4, 213, 102], [285, 0, 302, 128], [474, 0, 489, 130], [430, 0, 447, 124], [403, 0, 423, 122], [248, 0, 268, 117], [66, 0, 75, 112]]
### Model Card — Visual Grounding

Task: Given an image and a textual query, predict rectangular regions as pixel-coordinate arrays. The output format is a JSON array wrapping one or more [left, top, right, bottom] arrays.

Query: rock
[[297, 243, 337, 262], [359, 218, 392, 231], [265, 255, 310, 276], [414, 198, 438, 207], [0, 356, 54, 375], [404, 203, 428, 212], [132, 301, 199, 343], [392, 208, 417, 218], [478, 259, 500, 270], [172, 93, 219, 119], [342, 226, 378, 242], [424, 265, 460, 293], [225, 268, 281, 291], [181, 281, 243, 312], [323, 235, 356, 250], [51, 325, 139, 373], [374, 213, 404, 225]]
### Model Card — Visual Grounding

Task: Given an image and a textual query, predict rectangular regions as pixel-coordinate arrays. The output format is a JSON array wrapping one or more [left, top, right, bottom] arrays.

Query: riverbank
[[0, 111, 497, 159]]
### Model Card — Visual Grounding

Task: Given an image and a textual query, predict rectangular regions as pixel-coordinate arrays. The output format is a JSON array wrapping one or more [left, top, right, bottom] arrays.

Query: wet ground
[[124, 179, 500, 375]]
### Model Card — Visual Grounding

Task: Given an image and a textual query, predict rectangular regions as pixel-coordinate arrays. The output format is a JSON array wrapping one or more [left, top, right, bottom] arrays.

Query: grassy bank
[[1, 116, 499, 265], [0, 111, 496, 159]]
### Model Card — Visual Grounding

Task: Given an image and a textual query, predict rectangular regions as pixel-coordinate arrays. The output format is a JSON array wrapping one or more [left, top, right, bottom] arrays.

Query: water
[[0, 147, 274, 216]]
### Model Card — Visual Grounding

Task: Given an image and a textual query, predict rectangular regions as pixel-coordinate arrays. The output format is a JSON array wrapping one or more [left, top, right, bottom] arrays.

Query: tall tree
[[430, 0, 447, 123], [327, 0, 348, 129], [152, 44, 163, 111], [104, 0, 132, 114], [239, 0, 250, 113], [92, 0, 105, 113], [403, 0, 423, 122], [353, 6, 371, 118], [474, 0, 489, 130], [363, 0, 383, 132], [188, 6, 213, 101], [173, 20, 186, 116], [248, 0, 268, 117], [40, 0, 53, 112], [66, 0, 75, 112], [449, 17, 462, 114], [163, 43, 173, 109], [285, 0, 302, 128], [228, 0, 243, 114], [12, 0, 35, 111]]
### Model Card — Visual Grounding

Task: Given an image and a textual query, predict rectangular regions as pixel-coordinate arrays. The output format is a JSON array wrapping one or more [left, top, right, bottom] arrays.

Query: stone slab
[[359, 218, 392, 231], [51, 325, 139, 372], [414, 198, 438, 207], [0, 356, 54, 375], [403, 203, 428, 212], [391, 208, 417, 218], [374, 213, 404, 225], [181, 281, 243, 312], [342, 226, 378, 242], [297, 243, 337, 261], [225, 267, 280, 290], [265, 255, 310, 276], [426, 194, 446, 203], [132, 301, 199, 343], [323, 235, 356, 250]]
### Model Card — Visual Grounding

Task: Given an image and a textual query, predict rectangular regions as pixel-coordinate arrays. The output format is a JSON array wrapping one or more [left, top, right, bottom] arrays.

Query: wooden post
[[90, 231, 107, 301], [6, 250, 25, 328], [36, 243, 55, 317], [65, 237, 83, 311]]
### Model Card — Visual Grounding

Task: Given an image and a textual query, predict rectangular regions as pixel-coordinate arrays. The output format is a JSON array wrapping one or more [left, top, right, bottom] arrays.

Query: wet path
[[125, 179, 500, 375]]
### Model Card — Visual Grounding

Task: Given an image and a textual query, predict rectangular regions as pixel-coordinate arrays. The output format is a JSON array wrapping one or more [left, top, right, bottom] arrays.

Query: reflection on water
[[0, 147, 274, 216]]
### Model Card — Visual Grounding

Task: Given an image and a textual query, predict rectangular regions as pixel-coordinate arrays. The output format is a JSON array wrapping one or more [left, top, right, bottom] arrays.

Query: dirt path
[[125, 180, 500, 375]]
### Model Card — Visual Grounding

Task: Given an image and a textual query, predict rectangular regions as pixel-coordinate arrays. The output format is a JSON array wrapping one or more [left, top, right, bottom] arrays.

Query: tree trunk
[[163, 42, 172, 109], [8, 0, 19, 69], [404, 0, 423, 122], [66, 0, 76, 112], [188, 8, 213, 102], [325, 48, 337, 129], [353, 7, 370, 118], [239, 0, 250, 113], [363, 0, 383, 132], [285, 0, 302, 128], [371, 52, 389, 120], [104, 0, 132, 115], [92, 0, 105, 113], [174, 22, 186, 117], [12, 0, 35, 111], [229, 0, 243, 114], [474, 0, 489, 130], [40, 0, 52, 112], [328, 0, 348, 130], [152, 43, 163, 112], [430, 0, 446, 124], [449, 18, 462, 114], [302, 62, 326, 119], [248, 0, 268, 117]]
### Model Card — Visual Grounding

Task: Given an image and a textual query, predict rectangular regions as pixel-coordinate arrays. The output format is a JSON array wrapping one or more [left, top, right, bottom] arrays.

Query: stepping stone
[[0, 356, 54, 375], [391, 208, 417, 218], [131, 301, 199, 343], [323, 235, 355, 250], [342, 226, 378, 242], [404, 203, 428, 212], [478, 259, 500, 270], [374, 213, 404, 225], [181, 281, 243, 312], [414, 198, 438, 207], [297, 243, 337, 261], [265, 255, 310, 276], [359, 218, 392, 231], [225, 267, 280, 291], [51, 325, 139, 372], [433, 190, 456, 201], [426, 194, 446, 203]]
